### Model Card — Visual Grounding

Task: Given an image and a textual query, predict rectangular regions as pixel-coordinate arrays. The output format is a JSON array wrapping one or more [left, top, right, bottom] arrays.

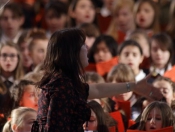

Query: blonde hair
[[2, 120, 12, 132], [23, 71, 43, 83], [0, 41, 24, 80], [107, 0, 135, 41], [85, 72, 105, 83], [138, 101, 175, 131], [107, 63, 135, 83], [128, 29, 150, 45], [3, 107, 36, 132]]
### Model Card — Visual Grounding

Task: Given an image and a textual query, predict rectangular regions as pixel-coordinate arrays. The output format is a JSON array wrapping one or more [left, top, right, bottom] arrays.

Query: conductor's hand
[[133, 74, 163, 101]]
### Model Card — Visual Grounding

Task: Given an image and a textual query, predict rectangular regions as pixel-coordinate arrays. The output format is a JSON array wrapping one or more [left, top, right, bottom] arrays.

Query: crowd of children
[[0, 0, 175, 132]]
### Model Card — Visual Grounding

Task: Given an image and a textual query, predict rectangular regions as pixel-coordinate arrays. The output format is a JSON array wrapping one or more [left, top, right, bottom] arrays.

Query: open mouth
[[85, 15, 90, 19], [6, 64, 11, 67], [98, 59, 104, 62], [140, 18, 145, 23], [128, 63, 133, 66], [150, 126, 156, 129]]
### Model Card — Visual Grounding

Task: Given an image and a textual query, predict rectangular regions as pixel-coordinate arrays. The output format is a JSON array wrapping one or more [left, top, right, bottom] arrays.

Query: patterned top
[[36, 73, 91, 132]]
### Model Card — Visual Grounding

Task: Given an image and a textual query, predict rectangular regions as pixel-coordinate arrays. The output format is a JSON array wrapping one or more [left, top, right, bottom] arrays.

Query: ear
[[19, 16, 25, 26], [68, 7, 76, 18], [139, 55, 144, 64], [11, 124, 17, 131], [28, 51, 33, 59]]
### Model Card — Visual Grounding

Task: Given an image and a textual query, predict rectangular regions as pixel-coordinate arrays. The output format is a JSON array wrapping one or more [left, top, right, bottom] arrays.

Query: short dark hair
[[0, 2, 24, 18], [88, 35, 118, 63], [118, 40, 143, 55], [45, 1, 68, 18]]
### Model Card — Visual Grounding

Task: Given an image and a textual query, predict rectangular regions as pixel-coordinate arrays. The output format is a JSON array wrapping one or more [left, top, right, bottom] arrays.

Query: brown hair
[[0, 2, 24, 18], [28, 28, 48, 51], [138, 101, 175, 131], [38, 28, 86, 94], [0, 79, 6, 94], [0, 41, 24, 80], [134, 0, 160, 33], [88, 100, 109, 132], [151, 33, 174, 69], [79, 23, 100, 38], [17, 30, 31, 47]]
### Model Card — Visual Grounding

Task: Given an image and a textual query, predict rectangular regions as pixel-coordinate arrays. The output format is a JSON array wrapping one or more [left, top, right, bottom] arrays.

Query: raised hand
[[133, 74, 163, 101]]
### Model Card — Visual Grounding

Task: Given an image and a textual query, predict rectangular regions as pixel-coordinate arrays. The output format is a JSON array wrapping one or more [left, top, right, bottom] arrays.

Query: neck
[[1, 70, 13, 79], [130, 23, 136, 32], [153, 64, 166, 70], [5, 30, 18, 40], [120, 23, 136, 33], [133, 68, 140, 76], [76, 21, 85, 27], [140, 28, 153, 35]]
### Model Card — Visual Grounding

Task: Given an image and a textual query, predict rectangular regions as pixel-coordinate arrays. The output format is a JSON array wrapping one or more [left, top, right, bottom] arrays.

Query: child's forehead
[[153, 80, 173, 88], [122, 45, 140, 51], [96, 41, 108, 47], [139, 1, 153, 8], [24, 84, 36, 91], [1, 45, 18, 52], [2, 8, 20, 17], [33, 38, 48, 43], [76, 0, 94, 5], [148, 107, 161, 115]]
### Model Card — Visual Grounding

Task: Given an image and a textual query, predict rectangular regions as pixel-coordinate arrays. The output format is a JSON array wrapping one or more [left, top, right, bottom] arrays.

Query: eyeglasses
[[0, 53, 18, 61]]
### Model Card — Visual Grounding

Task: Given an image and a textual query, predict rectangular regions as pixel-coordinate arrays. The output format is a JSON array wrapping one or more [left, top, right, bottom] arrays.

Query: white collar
[[100, 7, 111, 17], [129, 94, 137, 107], [0, 75, 14, 82], [46, 31, 52, 39], [150, 64, 172, 76], [0, 30, 23, 44], [135, 70, 146, 82]]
